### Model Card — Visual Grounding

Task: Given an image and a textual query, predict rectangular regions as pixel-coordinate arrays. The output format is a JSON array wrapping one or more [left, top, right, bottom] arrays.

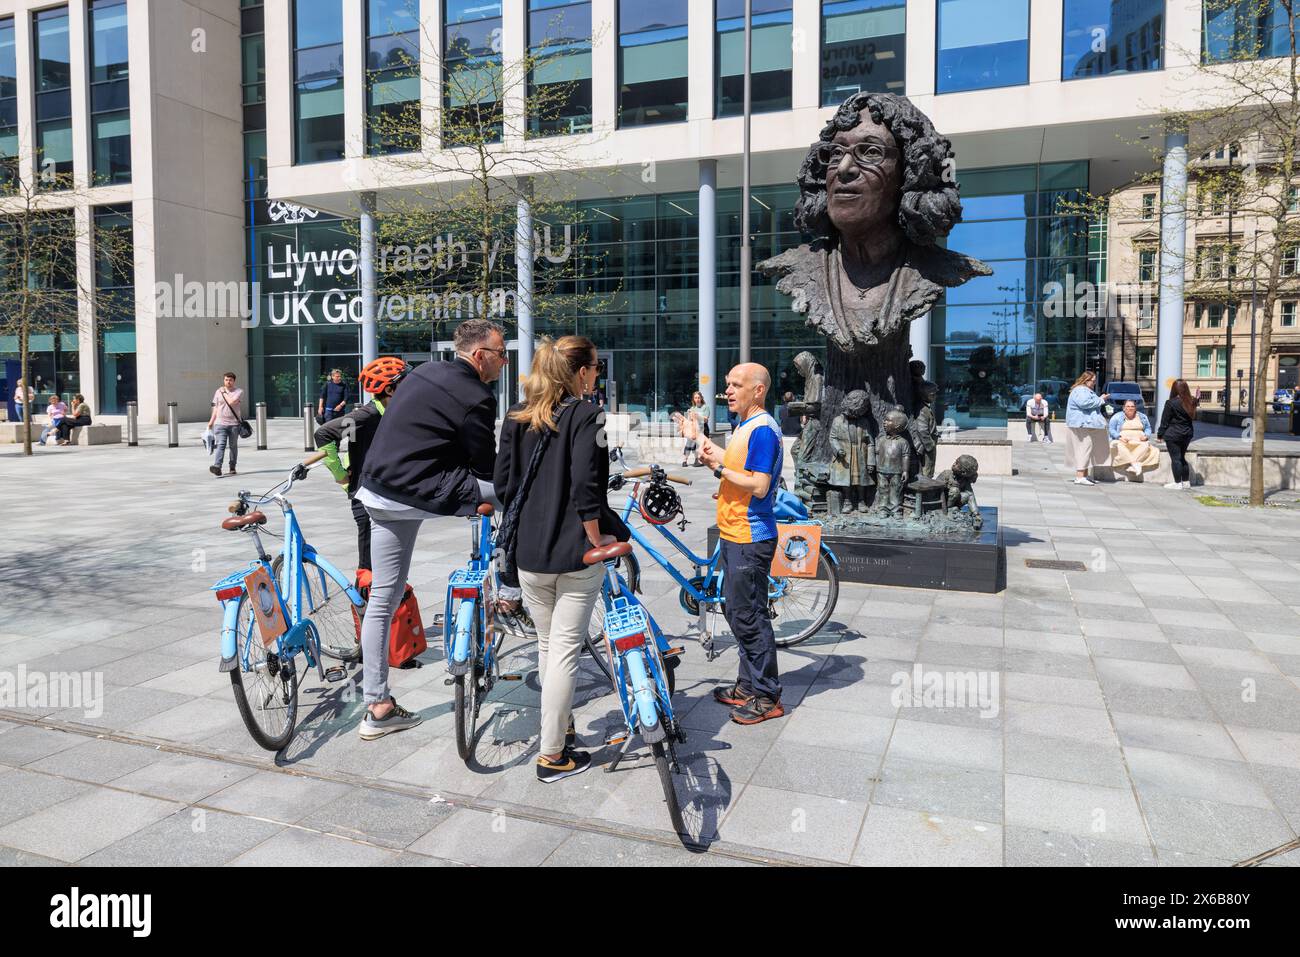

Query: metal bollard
[[126, 400, 138, 447], [166, 402, 179, 448], [256, 402, 268, 450], [303, 405, 314, 452]]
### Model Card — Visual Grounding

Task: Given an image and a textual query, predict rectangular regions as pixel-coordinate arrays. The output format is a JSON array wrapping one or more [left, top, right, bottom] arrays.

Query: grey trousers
[[212, 425, 238, 468], [359, 509, 423, 705]]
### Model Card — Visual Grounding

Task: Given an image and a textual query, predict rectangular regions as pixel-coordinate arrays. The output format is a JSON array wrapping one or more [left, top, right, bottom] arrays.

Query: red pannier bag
[[352, 570, 428, 668]]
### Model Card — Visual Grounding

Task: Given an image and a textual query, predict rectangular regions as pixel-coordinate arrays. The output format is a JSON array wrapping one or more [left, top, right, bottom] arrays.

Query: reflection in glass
[[820, 0, 906, 103], [935, 0, 1029, 93]]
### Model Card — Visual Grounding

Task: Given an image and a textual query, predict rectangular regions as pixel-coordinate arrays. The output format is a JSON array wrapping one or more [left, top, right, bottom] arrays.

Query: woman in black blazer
[[495, 335, 626, 784], [1158, 378, 1197, 489]]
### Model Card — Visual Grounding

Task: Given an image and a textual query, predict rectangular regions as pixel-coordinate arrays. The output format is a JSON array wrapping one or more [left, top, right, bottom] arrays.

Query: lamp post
[[738, 0, 753, 364]]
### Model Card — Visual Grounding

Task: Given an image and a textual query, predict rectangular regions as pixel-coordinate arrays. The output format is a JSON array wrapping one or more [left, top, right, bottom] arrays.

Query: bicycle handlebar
[[622, 466, 691, 486]]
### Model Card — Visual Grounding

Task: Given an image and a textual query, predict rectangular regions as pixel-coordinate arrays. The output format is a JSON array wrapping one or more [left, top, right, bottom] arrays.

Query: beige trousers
[[519, 562, 604, 756]]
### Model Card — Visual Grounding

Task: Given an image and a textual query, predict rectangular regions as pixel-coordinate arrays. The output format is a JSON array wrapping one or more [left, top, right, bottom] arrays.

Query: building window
[[1141, 192, 1156, 219], [936, 0, 1029, 94], [618, 0, 688, 127], [1282, 244, 1299, 276], [34, 7, 73, 190], [1062, 0, 1163, 78], [1137, 347, 1155, 378], [293, 0, 345, 164], [1197, 244, 1237, 279], [1288, 183, 1300, 212], [821, 0, 906, 104], [528, 0, 593, 136], [1282, 301, 1296, 327], [1206, 304, 1224, 328], [367, 0, 420, 154], [0, 18, 16, 192], [1203, 0, 1288, 63], [1138, 248, 1156, 283], [1137, 301, 1154, 328], [444, 0, 503, 144], [89, 0, 130, 185], [716, 0, 792, 118], [1197, 346, 1225, 377], [94, 204, 135, 414]]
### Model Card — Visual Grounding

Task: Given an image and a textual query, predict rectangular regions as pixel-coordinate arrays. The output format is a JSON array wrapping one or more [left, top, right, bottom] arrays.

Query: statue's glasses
[[816, 142, 900, 170]]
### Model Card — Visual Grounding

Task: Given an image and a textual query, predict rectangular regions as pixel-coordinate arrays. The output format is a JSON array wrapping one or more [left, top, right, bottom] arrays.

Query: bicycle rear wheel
[[769, 544, 840, 648], [454, 613, 482, 761], [651, 739, 687, 843], [272, 555, 361, 663], [228, 592, 299, 751]]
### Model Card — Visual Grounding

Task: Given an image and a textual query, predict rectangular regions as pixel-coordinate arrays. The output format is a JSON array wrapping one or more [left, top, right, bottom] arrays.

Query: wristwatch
[[713, 466, 725, 480]]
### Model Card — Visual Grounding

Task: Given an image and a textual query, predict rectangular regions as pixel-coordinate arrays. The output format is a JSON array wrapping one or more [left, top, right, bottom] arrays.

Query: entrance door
[[596, 350, 616, 410], [434, 339, 520, 418]]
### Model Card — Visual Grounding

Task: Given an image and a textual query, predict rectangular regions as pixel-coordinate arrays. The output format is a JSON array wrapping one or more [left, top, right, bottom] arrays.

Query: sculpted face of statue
[[824, 110, 903, 245]]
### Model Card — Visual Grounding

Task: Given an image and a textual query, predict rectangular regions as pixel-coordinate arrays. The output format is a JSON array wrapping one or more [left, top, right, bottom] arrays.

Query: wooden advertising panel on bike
[[771, 524, 822, 578], [243, 565, 289, 647]]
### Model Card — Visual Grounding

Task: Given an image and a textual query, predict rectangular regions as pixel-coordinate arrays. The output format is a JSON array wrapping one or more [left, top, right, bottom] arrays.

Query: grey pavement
[[2, 421, 1300, 866]]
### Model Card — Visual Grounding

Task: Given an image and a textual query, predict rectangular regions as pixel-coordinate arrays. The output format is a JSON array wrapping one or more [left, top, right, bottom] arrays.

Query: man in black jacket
[[353, 319, 508, 740]]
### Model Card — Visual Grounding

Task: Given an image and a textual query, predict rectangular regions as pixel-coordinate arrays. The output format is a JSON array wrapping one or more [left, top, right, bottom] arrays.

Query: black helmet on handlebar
[[639, 482, 682, 526]]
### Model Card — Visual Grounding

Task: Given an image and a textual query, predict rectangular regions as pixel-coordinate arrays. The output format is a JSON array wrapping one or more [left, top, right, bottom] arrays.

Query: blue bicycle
[[608, 459, 840, 657], [212, 453, 364, 751], [584, 539, 689, 842]]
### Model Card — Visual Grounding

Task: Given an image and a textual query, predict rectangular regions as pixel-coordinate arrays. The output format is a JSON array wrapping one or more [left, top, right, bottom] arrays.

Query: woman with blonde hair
[[1064, 370, 1110, 485], [494, 335, 627, 783]]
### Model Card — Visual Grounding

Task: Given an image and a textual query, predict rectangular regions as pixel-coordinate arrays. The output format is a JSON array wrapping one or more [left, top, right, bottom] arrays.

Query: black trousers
[[56, 415, 91, 441], [1165, 436, 1191, 483], [721, 537, 781, 701], [350, 495, 372, 572]]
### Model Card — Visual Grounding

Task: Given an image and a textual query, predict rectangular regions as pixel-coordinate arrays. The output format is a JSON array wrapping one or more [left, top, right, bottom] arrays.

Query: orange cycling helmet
[[358, 356, 409, 395]]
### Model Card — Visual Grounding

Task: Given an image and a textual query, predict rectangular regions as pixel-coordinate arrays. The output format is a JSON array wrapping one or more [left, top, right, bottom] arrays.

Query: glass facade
[[821, 0, 905, 104], [0, 18, 16, 191], [444, 0, 504, 144], [95, 204, 135, 413], [936, 0, 1029, 94], [90, 0, 130, 185], [0, 211, 80, 400], [367, 0, 420, 154], [528, 0, 593, 136], [618, 0, 688, 127], [716, 0, 792, 118], [1062, 0, 1163, 78], [929, 161, 1094, 427], [34, 6, 73, 190], [1203, 0, 1290, 62], [293, 0, 344, 163]]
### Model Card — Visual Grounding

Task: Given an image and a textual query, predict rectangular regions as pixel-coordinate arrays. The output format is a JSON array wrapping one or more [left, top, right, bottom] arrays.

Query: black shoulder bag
[[220, 390, 253, 440]]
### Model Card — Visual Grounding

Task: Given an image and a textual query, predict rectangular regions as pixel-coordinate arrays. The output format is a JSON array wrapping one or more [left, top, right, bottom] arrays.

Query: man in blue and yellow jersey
[[695, 363, 786, 725]]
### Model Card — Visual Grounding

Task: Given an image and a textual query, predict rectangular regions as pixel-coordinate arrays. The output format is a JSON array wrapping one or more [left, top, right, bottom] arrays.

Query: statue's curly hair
[[794, 92, 962, 247]]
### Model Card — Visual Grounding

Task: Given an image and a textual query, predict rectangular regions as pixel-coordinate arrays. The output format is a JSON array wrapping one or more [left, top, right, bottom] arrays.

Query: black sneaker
[[565, 716, 577, 750], [712, 683, 754, 707], [227, 467, 238, 476], [500, 606, 537, 637], [730, 696, 785, 725], [209, 465, 221, 477], [536, 747, 591, 783]]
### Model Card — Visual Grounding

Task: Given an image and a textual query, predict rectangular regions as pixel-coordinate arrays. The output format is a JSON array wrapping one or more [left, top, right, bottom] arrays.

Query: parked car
[[1104, 381, 1146, 416]]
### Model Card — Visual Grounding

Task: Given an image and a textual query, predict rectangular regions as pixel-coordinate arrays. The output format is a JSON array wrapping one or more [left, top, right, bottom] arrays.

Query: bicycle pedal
[[443, 677, 456, 686], [499, 673, 523, 681], [323, 666, 347, 683], [604, 731, 628, 746], [662, 646, 685, 659]]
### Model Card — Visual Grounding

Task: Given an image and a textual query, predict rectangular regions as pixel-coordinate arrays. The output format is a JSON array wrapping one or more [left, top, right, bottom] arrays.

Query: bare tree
[[0, 168, 134, 456]]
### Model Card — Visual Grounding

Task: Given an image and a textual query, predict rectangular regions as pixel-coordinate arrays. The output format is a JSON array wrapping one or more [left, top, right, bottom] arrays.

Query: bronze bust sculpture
[[759, 92, 990, 530]]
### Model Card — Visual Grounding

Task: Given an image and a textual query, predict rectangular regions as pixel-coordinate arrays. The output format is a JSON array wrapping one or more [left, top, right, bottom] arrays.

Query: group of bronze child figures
[[786, 352, 981, 532]]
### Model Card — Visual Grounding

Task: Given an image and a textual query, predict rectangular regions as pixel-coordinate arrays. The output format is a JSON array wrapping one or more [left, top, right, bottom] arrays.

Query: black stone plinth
[[708, 506, 1004, 594]]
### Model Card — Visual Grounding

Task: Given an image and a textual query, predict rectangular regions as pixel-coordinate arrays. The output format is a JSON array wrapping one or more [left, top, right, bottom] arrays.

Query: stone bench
[[1006, 416, 1057, 443], [0, 421, 121, 445], [937, 436, 1013, 476]]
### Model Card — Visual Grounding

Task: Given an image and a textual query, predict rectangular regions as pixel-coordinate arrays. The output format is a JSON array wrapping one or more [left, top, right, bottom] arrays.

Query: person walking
[[1025, 392, 1053, 442], [206, 372, 243, 477], [681, 390, 709, 467], [690, 363, 786, 725], [317, 368, 350, 424], [1065, 371, 1109, 486], [12, 378, 34, 422], [352, 319, 508, 741], [495, 335, 623, 782], [39, 393, 67, 445], [314, 357, 409, 576], [55, 394, 92, 445], [1158, 378, 1197, 490]]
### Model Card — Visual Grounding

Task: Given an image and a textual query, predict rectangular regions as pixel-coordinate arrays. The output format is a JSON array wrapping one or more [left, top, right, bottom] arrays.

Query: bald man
[[693, 363, 787, 725]]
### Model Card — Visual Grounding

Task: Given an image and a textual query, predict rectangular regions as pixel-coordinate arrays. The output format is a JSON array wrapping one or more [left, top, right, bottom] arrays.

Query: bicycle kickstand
[[604, 732, 635, 773], [697, 605, 718, 662]]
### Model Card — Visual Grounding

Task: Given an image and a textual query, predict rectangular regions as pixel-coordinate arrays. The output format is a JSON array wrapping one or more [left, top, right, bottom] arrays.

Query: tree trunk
[[19, 322, 31, 457], [805, 323, 915, 463], [1250, 291, 1276, 506]]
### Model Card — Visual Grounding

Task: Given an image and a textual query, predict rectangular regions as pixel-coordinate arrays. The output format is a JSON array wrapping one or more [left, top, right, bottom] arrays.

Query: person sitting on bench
[[55, 395, 91, 445]]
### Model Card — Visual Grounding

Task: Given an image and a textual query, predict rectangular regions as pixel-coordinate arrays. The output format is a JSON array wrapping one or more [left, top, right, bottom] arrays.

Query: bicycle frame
[[618, 485, 723, 605], [596, 560, 672, 745], [443, 511, 494, 676]]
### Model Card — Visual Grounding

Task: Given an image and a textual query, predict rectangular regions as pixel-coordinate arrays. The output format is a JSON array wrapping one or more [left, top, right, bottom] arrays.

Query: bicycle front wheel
[[454, 614, 482, 761], [769, 544, 840, 648], [273, 555, 361, 663], [651, 740, 687, 844], [228, 592, 299, 751]]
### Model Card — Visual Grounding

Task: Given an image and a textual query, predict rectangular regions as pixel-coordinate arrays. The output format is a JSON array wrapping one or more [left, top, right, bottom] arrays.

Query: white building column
[[698, 159, 718, 430], [1157, 129, 1189, 418], [516, 179, 534, 379], [910, 311, 931, 374], [360, 191, 378, 364]]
